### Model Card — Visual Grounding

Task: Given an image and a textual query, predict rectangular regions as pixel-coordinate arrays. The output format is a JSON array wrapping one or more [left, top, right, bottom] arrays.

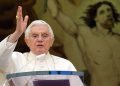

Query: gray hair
[[25, 20, 54, 38]]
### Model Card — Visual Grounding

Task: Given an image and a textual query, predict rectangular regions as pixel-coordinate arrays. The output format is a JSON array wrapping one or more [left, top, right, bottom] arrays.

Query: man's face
[[25, 24, 54, 55], [95, 4, 114, 28]]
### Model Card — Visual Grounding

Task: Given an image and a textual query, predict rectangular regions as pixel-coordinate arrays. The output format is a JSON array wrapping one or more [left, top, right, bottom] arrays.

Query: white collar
[[27, 51, 51, 61]]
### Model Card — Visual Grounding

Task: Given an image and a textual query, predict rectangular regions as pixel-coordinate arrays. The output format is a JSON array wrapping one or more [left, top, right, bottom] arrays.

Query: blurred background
[[0, 0, 120, 86]]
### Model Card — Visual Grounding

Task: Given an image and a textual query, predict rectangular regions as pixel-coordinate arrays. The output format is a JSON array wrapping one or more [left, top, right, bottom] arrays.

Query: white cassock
[[0, 37, 84, 86]]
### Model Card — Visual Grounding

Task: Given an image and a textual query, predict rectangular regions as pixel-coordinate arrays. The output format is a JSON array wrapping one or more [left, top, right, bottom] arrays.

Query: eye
[[42, 33, 49, 38], [99, 10, 104, 15], [31, 34, 38, 38], [107, 8, 112, 13]]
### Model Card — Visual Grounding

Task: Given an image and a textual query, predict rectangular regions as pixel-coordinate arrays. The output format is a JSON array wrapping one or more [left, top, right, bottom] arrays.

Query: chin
[[36, 50, 46, 55]]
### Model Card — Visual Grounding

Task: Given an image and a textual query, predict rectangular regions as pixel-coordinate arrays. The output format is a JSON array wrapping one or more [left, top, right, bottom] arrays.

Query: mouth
[[105, 18, 114, 26], [36, 44, 44, 48]]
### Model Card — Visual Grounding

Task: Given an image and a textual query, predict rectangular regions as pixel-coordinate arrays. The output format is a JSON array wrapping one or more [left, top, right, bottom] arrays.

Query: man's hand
[[8, 6, 29, 43], [15, 6, 29, 36]]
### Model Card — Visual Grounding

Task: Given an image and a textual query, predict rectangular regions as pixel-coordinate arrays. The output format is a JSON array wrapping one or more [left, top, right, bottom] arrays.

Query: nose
[[106, 10, 112, 18], [106, 13, 112, 18], [37, 35, 43, 42]]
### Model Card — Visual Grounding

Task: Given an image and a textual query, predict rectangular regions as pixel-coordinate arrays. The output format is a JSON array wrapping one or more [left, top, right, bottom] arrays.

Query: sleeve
[[0, 36, 17, 73], [68, 61, 77, 71]]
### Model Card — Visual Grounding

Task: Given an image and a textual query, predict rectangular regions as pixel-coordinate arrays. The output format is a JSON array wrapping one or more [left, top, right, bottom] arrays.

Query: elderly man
[[0, 6, 84, 86]]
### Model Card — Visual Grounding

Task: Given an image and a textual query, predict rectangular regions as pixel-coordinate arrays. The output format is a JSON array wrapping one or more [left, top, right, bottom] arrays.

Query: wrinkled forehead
[[96, 4, 112, 16]]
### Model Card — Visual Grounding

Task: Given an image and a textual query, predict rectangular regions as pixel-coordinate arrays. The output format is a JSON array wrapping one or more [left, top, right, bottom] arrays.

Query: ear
[[50, 38, 55, 47], [24, 38, 30, 47]]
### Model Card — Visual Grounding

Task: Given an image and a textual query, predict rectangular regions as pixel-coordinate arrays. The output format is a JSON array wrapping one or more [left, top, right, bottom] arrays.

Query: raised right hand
[[15, 6, 29, 37], [8, 6, 29, 43]]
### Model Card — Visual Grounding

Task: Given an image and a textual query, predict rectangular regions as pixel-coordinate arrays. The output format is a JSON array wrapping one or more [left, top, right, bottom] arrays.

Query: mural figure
[[47, 0, 120, 86], [78, 1, 120, 86], [47, 0, 86, 71]]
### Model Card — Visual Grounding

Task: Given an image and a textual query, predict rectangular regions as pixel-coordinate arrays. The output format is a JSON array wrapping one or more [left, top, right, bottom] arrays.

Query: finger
[[16, 6, 23, 21], [24, 15, 29, 23], [23, 15, 29, 28], [16, 6, 19, 17]]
